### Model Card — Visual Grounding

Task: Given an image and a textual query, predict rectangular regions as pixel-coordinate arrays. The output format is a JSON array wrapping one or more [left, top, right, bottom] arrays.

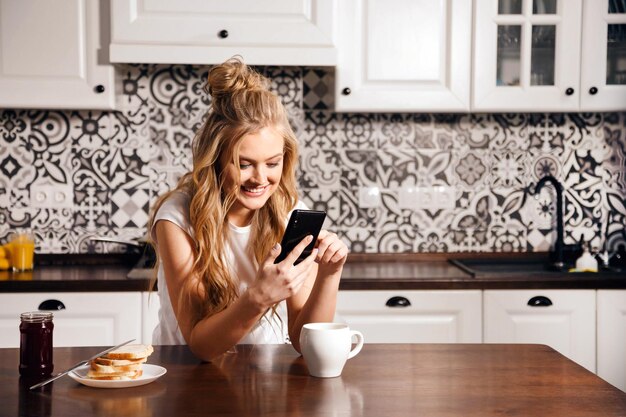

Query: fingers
[[263, 242, 282, 266], [275, 248, 317, 298], [315, 230, 348, 264], [283, 234, 314, 266]]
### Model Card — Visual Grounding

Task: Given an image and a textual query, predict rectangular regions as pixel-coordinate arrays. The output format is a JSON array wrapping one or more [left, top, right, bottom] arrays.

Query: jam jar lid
[[20, 312, 53, 323]]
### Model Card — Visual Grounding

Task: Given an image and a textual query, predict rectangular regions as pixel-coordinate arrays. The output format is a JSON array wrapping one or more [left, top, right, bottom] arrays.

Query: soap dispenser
[[575, 243, 598, 272]]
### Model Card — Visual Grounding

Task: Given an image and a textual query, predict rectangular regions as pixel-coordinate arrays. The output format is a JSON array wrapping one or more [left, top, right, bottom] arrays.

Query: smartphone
[[274, 209, 326, 265]]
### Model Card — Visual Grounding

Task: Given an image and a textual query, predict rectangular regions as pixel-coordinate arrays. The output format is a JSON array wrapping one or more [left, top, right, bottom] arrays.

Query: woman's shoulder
[[152, 191, 193, 240], [157, 191, 190, 217]]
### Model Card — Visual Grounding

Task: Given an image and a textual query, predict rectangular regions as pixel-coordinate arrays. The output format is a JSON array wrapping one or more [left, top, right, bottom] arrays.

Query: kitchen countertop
[[7, 344, 626, 416], [0, 253, 624, 292]]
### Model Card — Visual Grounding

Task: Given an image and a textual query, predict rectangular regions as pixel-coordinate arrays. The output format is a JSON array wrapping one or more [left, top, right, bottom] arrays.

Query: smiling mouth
[[241, 184, 269, 196]]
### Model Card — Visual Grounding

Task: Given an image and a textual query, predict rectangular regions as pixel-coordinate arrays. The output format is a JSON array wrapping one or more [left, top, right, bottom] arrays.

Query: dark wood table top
[[4, 344, 625, 417]]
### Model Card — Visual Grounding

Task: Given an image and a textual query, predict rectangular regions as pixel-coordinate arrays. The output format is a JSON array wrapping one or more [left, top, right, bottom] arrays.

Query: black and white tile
[[0, 64, 625, 255]]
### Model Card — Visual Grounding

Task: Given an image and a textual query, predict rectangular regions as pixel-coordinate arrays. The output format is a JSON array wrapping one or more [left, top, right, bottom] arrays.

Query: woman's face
[[223, 125, 285, 226]]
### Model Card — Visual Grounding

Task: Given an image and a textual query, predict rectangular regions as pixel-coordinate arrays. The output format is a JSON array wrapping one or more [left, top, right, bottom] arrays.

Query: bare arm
[[155, 220, 317, 361], [285, 230, 349, 352]]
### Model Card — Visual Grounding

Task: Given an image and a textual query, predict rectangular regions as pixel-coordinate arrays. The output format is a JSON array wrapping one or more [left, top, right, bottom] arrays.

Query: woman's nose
[[251, 166, 267, 183]]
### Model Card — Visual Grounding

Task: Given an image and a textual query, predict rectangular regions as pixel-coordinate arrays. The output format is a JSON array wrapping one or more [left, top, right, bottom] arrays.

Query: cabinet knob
[[218, 29, 229, 39], [527, 296, 552, 307], [94, 85, 105, 94], [38, 299, 66, 310], [341, 87, 351, 96], [589, 86, 598, 95], [565, 87, 574, 96], [386, 296, 411, 307]]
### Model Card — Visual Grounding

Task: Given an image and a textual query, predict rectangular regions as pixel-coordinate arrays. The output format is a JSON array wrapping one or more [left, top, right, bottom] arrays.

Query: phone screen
[[274, 209, 326, 265]]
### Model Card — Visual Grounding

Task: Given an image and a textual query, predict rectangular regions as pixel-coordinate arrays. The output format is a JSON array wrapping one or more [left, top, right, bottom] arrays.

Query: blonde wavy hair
[[149, 57, 299, 324]]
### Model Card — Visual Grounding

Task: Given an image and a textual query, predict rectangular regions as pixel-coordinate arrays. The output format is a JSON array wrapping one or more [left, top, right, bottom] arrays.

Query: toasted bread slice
[[104, 344, 153, 360], [90, 361, 143, 374], [86, 370, 143, 380], [94, 357, 147, 367]]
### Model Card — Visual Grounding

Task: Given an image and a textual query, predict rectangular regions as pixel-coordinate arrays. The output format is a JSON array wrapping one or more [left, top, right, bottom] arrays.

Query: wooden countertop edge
[[1, 252, 624, 291], [346, 252, 551, 262]]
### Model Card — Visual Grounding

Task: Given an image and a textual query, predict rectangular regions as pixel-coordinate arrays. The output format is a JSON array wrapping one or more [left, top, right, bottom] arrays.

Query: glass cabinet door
[[495, 0, 557, 87], [474, 0, 582, 111], [606, 22, 626, 85], [581, 0, 626, 110]]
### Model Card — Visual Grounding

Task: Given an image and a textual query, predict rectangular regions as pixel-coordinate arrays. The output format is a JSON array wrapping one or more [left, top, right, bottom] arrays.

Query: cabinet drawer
[[0, 292, 141, 348], [337, 290, 482, 343]]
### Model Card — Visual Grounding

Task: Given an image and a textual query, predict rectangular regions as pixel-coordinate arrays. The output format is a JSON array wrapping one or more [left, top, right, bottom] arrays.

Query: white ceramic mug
[[299, 323, 364, 378]]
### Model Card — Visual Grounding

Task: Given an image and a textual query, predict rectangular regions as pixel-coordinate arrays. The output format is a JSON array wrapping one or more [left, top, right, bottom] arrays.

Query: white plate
[[69, 364, 167, 389]]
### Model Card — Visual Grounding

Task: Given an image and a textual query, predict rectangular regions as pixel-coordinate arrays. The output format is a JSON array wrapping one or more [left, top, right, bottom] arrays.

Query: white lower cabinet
[[336, 290, 482, 343], [142, 292, 160, 345], [0, 292, 142, 348], [484, 290, 596, 373], [597, 290, 626, 392]]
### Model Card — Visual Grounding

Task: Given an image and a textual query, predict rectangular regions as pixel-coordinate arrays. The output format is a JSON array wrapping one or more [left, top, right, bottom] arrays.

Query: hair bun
[[207, 56, 270, 118]]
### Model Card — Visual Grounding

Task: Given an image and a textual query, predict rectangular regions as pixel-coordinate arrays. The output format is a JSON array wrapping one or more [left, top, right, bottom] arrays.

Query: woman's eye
[[268, 163, 280, 168], [239, 163, 251, 169]]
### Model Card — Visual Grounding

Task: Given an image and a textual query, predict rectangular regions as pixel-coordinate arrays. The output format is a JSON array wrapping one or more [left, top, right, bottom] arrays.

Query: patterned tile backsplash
[[0, 64, 625, 254]]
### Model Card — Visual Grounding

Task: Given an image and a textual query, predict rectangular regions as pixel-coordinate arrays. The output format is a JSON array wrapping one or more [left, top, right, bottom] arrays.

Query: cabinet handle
[[527, 296, 552, 307], [38, 299, 66, 310], [218, 29, 229, 39], [94, 85, 105, 94], [565, 87, 574, 96], [342, 87, 351, 96], [386, 296, 411, 308], [589, 87, 598, 95]]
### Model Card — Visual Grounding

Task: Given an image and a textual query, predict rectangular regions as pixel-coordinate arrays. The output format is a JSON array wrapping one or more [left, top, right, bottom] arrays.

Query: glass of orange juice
[[9, 231, 35, 272]]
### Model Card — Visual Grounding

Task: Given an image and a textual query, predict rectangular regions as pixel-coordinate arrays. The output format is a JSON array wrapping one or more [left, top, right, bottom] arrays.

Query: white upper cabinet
[[0, 0, 115, 110], [110, 0, 337, 66], [474, 0, 626, 112], [335, 0, 471, 112], [580, 0, 626, 111], [473, 0, 582, 111]]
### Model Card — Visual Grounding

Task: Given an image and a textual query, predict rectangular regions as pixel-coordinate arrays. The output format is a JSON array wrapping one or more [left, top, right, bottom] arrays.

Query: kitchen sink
[[449, 256, 565, 277]]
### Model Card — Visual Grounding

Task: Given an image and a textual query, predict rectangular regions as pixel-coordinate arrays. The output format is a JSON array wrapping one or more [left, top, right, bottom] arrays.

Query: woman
[[149, 57, 348, 361]]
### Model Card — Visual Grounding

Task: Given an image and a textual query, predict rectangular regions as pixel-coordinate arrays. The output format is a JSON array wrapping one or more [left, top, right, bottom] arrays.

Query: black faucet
[[530, 175, 565, 270]]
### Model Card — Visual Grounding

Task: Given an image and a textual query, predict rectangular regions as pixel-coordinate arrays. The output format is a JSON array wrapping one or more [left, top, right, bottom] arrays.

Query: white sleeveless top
[[150, 191, 307, 346]]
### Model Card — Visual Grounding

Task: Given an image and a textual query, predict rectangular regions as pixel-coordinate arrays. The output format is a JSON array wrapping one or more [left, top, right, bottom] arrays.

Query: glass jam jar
[[19, 312, 54, 378]]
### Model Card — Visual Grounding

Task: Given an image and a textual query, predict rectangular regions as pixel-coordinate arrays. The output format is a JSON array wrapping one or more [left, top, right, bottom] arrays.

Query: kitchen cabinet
[[473, 0, 626, 111], [109, 0, 337, 66], [336, 290, 482, 343], [597, 290, 626, 392], [484, 290, 596, 372], [142, 291, 160, 345], [334, 0, 471, 112], [0, 292, 141, 348], [0, 0, 115, 110], [580, 0, 626, 110]]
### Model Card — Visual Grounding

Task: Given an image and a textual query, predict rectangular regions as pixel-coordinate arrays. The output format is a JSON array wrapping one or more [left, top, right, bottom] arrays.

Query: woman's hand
[[314, 230, 349, 275], [248, 235, 318, 310]]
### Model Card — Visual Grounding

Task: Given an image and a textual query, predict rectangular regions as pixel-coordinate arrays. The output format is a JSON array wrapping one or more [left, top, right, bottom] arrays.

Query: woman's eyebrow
[[239, 153, 283, 162]]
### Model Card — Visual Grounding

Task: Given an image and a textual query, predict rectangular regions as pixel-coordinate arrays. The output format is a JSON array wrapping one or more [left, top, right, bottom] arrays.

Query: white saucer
[[69, 364, 167, 389]]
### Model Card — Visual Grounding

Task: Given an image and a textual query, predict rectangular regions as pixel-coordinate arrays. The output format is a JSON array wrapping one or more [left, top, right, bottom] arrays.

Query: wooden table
[[3, 344, 625, 416]]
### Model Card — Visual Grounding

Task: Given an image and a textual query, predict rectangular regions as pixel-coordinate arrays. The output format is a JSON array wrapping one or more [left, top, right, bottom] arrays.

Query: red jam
[[19, 312, 54, 378]]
